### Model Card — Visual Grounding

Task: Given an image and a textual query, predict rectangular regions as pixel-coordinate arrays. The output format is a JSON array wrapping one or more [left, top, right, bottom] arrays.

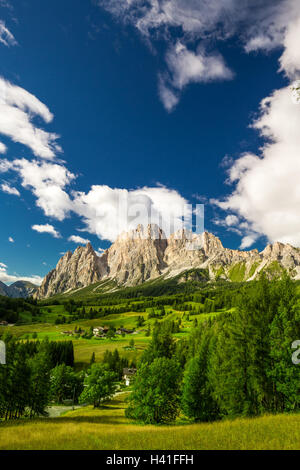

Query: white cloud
[[0, 20, 17, 47], [72, 184, 191, 242], [0, 141, 6, 153], [98, 0, 300, 110], [279, 15, 300, 78], [240, 234, 259, 250], [8, 237, 14, 243], [0, 262, 43, 285], [0, 77, 61, 159], [1, 183, 20, 196], [205, 0, 300, 248], [225, 215, 239, 227], [68, 235, 90, 245], [160, 42, 233, 110], [158, 77, 179, 113], [32, 224, 61, 239], [214, 84, 300, 247], [0, 158, 75, 220], [95, 248, 105, 256], [1, 153, 190, 242], [166, 42, 233, 90]]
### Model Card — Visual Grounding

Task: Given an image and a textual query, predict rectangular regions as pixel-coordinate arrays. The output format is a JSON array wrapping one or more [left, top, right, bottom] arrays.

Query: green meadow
[[1, 299, 221, 367], [0, 393, 299, 450]]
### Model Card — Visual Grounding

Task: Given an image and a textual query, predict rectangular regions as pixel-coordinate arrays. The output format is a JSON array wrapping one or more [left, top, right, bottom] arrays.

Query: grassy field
[[0, 393, 299, 450], [0, 304, 230, 368], [0, 307, 207, 367]]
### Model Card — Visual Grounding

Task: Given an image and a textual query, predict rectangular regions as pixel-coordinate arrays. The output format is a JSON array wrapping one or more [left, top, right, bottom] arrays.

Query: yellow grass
[[0, 393, 299, 450]]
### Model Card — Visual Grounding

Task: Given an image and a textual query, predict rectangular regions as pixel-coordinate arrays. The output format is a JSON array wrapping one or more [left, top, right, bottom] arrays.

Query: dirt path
[[45, 405, 84, 418]]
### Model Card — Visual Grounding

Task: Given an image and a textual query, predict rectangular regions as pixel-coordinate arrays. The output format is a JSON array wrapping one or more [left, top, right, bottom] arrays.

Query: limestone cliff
[[35, 225, 300, 298], [36, 243, 107, 298]]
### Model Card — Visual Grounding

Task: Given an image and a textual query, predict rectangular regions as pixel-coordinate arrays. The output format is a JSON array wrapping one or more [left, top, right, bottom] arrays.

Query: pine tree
[[90, 352, 96, 366], [182, 329, 219, 421], [28, 346, 51, 417], [268, 276, 300, 411]]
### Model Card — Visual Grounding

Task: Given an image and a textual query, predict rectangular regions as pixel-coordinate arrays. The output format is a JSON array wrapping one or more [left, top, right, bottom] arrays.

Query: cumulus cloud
[[32, 224, 61, 238], [0, 20, 16, 47], [72, 184, 191, 242], [0, 158, 75, 220], [98, 0, 300, 110], [0, 77, 61, 159], [68, 235, 90, 245], [1, 182, 20, 196], [0, 261, 43, 286], [1, 153, 190, 242], [279, 15, 300, 78], [214, 84, 300, 247], [202, 0, 300, 248]]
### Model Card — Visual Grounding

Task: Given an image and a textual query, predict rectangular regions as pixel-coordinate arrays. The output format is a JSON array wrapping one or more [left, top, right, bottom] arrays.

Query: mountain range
[[34, 224, 300, 299], [0, 280, 38, 299]]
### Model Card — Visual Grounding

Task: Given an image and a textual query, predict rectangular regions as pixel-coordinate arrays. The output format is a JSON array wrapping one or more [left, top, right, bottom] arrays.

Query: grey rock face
[[36, 243, 107, 299], [35, 225, 300, 298], [0, 280, 38, 299]]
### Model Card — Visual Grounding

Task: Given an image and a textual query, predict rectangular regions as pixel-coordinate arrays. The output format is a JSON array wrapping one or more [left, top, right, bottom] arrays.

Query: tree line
[[0, 338, 132, 420], [0, 297, 41, 324], [0, 337, 75, 420]]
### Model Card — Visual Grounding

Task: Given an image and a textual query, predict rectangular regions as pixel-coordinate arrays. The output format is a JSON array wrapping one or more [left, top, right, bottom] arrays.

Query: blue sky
[[0, 0, 300, 284]]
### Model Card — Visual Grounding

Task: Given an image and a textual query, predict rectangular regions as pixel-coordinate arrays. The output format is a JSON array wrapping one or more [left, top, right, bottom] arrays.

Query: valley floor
[[0, 393, 299, 450]]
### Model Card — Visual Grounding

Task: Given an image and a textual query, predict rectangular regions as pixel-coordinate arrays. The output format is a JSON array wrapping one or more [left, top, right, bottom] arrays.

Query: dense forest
[[127, 275, 300, 423], [0, 297, 40, 324]]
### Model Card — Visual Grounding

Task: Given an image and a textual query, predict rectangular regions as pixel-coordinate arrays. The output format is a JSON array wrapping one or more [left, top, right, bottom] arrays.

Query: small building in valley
[[120, 328, 134, 335], [93, 326, 109, 337], [123, 368, 137, 386]]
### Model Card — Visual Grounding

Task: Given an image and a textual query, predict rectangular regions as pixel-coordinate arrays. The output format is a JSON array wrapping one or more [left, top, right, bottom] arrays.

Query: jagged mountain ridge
[[35, 224, 300, 299], [0, 280, 38, 299]]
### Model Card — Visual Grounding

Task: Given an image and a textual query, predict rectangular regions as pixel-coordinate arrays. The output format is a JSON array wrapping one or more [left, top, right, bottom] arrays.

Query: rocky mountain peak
[[36, 242, 106, 299], [35, 225, 300, 298], [0, 280, 38, 299], [118, 223, 166, 241], [202, 231, 224, 255]]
